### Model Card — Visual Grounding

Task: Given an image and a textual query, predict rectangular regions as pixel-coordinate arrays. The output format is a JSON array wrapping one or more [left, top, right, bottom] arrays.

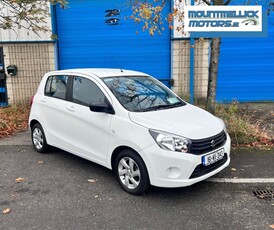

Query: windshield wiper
[[149, 104, 171, 111], [136, 102, 184, 112], [168, 101, 185, 108]]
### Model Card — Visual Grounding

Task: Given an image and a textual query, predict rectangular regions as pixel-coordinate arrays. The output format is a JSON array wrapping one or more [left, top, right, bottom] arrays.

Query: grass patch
[[215, 102, 273, 147]]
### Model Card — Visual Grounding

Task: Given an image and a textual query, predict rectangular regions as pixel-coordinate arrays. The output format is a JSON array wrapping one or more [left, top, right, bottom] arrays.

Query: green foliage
[[0, 0, 67, 34]]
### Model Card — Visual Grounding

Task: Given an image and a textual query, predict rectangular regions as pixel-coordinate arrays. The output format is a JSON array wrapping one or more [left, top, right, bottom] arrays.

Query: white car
[[29, 69, 231, 195]]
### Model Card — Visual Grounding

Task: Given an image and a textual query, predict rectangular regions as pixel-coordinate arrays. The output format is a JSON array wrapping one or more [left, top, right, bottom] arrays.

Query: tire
[[31, 123, 49, 153], [114, 149, 150, 195]]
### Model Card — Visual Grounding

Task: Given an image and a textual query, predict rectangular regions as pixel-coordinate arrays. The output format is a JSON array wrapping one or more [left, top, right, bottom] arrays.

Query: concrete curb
[[0, 130, 31, 146]]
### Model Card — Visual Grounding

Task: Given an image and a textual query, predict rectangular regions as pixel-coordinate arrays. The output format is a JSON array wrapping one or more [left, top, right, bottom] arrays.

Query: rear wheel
[[31, 123, 49, 153], [114, 149, 150, 195]]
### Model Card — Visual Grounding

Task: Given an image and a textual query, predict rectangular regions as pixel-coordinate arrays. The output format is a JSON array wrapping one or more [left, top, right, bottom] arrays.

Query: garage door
[[55, 0, 171, 84], [217, 12, 274, 102]]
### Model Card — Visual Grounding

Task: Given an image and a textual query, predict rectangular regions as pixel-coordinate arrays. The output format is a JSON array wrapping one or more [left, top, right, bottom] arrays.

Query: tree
[[204, 0, 273, 113], [0, 0, 67, 34], [131, 0, 274, 114], [1, 0, 273, 113], [203, 0, 232, 114], [131, 0, 227, 114]]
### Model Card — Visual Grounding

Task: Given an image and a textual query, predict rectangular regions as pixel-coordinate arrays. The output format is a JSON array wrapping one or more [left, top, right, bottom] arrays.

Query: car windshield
[[102, 76, 186, 112]]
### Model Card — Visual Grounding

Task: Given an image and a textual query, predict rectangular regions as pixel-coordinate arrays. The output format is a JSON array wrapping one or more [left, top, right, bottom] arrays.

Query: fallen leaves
[[0, 105, 29, 139], [15, 177, 24, 183], [2, 208, 11, 214]]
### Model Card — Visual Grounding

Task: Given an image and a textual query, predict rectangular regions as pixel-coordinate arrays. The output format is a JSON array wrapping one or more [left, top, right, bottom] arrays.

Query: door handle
[[67, 105, 76, 112], [40, 97, 47, 103]]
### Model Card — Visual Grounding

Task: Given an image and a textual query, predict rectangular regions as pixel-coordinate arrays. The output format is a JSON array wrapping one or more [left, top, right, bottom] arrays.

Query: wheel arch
[[111, 146, 144, 171], [111, 145, 151, 194], [29, 120, 49, 145], [29, 119, 40, 129]]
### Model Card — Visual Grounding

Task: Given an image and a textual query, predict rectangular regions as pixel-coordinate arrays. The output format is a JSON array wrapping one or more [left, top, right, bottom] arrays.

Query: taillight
[[30, 95, 34, 107]]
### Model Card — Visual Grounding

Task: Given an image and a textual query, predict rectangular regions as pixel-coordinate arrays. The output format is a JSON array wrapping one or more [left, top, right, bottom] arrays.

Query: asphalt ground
[[1, 131, 274, 180], [0, 131, 274, 229]]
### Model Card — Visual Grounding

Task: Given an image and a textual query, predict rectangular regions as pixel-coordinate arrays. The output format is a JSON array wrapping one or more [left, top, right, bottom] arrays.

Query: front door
[[65, 75, 113, 166]]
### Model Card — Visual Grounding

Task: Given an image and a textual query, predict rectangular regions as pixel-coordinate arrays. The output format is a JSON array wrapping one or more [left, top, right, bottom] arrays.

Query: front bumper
[[140, 133, 231, 188]]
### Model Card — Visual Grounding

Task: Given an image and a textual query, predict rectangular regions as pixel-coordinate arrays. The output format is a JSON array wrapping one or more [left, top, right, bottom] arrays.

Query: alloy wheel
[[32, 127, 44, 150], [118, 157, 141, 190]]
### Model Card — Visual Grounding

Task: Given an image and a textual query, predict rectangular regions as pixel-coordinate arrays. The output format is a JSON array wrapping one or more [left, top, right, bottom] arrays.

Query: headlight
[[216, 117, 227, 133], [149, 130, 192, 153]]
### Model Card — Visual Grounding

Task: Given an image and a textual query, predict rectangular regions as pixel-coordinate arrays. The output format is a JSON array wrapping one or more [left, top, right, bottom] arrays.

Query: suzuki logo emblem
[[211, 140, 216, 148]]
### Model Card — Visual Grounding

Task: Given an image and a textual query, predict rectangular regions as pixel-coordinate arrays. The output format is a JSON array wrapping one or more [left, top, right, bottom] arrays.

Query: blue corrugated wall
[[217, 1, 274, 102], [55, 0, 170, 82]]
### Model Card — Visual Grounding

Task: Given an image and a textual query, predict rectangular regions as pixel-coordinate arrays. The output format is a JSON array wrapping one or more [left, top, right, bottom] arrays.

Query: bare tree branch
[[0, 0, 67, 35]]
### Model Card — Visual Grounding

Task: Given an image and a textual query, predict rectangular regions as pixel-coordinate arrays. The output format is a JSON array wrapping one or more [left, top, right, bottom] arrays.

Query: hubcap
[[118, 157, 141, 189], [32, 127, 44, 150]]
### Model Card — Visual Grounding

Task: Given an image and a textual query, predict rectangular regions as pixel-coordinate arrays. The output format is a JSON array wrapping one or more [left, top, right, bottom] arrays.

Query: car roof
[[46, 68, 149, 78]]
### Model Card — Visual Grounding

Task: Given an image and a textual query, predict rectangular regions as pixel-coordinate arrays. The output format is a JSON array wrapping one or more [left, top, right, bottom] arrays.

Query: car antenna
[[120, 69, 123, 72]]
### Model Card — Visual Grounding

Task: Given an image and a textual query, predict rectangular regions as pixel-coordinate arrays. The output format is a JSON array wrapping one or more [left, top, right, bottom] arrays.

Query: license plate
[[202, 149, 225, 166]]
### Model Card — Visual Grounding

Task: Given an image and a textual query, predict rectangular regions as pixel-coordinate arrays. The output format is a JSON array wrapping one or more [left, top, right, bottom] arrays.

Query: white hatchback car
[[29, 69, 230, 195]]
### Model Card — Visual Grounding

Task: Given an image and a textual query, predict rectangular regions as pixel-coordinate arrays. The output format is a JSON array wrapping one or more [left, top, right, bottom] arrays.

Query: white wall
[[0, 3, 52, 41]]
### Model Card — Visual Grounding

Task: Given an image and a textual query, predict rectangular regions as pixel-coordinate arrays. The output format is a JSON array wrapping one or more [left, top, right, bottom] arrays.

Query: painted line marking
[[206, 178, 274, 183]]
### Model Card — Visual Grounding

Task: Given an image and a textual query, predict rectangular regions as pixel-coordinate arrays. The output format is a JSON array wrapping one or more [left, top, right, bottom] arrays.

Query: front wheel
[[31, 123, 49, 153], [114, 149, 150, 195]]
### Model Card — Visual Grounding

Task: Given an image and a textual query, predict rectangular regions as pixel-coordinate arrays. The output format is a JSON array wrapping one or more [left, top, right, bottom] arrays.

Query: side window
[[44, 75, 68, 100], [72, 76, 106, 106]]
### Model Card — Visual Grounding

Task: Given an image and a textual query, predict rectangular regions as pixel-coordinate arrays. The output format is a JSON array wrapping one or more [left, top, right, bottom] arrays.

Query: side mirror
[[89, 102, 115, 115]]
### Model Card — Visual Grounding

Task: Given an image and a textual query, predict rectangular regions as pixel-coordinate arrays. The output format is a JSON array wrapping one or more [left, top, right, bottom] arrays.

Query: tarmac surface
[[0, 131, 274, 229], [0, 130, 274, 181]]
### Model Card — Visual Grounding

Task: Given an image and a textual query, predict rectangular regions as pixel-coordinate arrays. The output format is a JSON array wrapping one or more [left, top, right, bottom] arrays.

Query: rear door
[[40, 75, 70, 147]]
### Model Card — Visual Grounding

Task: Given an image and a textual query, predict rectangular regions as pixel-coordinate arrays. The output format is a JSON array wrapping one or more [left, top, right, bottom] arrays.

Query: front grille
[[189, 153, 228, 179], [191, 130, 227, 155]]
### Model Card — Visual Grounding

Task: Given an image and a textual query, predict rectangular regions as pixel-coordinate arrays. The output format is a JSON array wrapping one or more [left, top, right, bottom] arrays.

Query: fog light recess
[[166, 167, 181, 179]]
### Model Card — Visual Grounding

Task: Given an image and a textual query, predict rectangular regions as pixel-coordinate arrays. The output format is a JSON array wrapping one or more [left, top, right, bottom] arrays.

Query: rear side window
[[45, 75, 69, 100], [72, 76, 106, 106]]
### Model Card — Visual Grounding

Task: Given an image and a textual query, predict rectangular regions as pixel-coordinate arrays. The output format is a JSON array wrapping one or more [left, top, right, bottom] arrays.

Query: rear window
[[45, 75, 69, 100]]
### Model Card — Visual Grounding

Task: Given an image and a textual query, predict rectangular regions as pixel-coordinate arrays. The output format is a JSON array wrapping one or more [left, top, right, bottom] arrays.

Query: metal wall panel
[[55, 0, 171, 83], [217, 3, 274, 102]]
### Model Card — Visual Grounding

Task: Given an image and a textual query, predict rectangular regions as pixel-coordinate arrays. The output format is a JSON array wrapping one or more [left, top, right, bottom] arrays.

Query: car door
[[40, 75, 71, 147], [65, 75, 113, 165]]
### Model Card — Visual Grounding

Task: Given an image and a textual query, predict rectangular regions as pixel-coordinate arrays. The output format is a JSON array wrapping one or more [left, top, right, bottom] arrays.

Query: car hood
[[129, 104, 223, 139]]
